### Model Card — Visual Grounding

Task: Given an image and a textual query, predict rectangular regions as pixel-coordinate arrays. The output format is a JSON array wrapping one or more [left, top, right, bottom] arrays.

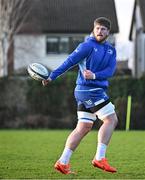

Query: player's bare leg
[[98, 113, 118, 145], [65, 121, 93, 150], [54, 121, 93, 174], [59, 121, 93, 162], [92, 113, 118, 173]]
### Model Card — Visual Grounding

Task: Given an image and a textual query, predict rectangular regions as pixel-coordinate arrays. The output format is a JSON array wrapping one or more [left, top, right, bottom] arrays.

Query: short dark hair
[[94, 17, 111, 30]]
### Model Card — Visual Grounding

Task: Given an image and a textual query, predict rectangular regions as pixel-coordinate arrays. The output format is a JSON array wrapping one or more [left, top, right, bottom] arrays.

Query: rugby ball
[[27, 63, 49, 81]]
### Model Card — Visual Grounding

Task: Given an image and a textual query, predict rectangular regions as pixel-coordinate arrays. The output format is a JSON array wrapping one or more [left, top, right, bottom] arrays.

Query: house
[[14, 0, 119, 73], [115, 60, 132, 76], [129, 0, 145, 77]]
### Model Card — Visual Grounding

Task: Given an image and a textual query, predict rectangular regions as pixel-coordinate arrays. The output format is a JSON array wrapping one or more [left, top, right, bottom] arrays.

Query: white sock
[[95, 143, 107, 160], [59, 147, 73, 164]]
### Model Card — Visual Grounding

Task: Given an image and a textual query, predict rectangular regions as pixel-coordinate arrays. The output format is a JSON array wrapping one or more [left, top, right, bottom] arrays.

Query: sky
[[114, 0, 135, 63]]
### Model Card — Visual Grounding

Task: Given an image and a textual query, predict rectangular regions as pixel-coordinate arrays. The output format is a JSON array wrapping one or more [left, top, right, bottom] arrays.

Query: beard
[[95, 34, 108, 43], [92, 31, 109, 43]]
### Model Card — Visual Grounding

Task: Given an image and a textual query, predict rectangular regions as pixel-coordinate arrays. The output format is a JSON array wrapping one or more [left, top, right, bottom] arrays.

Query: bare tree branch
[[0, 0, 32, 76]]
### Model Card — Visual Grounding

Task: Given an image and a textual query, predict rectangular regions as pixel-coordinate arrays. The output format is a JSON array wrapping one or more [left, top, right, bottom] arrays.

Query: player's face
[[93, 24, 109, 42]]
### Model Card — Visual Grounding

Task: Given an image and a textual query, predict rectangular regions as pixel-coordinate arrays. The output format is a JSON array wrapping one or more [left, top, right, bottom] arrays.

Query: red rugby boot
[[54, 161, 76, 175], [92, 158, 117, 173]]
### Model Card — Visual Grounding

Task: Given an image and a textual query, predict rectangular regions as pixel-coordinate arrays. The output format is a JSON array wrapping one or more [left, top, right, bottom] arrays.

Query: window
[[59, 37, 69, 53], [46, 37, 59, 54], [46, 36, 84, 54], [69, 37, 84, 52]]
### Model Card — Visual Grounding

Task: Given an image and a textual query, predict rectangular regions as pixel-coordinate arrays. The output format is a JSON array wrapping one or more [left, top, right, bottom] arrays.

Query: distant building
[[116, 60, 132, 76], [13, 0, 119, 73], [129, 0, 145, 77]]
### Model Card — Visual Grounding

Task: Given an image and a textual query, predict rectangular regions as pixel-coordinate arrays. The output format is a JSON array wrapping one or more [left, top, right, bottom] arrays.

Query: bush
[[0, 74, 145, 129]]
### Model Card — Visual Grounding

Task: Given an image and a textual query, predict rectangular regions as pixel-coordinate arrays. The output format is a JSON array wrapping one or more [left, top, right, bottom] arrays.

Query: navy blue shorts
[[74, 86, 109, 110], [74, 86, 115, 122]]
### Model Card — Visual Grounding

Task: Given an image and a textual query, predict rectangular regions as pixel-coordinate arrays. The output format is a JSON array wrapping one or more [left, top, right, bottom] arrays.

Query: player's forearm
[[94, 66, 116, 80], [49, 58, 74, 80]]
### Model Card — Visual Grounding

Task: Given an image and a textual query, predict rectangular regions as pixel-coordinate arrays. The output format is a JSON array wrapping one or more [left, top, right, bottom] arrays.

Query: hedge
[[0, 73, 145, 129]]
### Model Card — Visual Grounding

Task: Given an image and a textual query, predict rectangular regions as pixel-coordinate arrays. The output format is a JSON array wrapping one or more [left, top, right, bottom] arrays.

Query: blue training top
[[49, 36, 116, 90]]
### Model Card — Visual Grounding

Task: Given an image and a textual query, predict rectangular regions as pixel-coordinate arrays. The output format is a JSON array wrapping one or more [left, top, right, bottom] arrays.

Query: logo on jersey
[[75, 48, 79, 53], [94, 48, 98, 52], [85, 99, 93, 105], [107, 49, 113, 54]]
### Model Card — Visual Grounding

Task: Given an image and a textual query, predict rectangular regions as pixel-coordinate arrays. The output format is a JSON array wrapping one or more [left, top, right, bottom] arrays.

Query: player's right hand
[[83, 70, 95, 79], [42, 77, 52, 86]]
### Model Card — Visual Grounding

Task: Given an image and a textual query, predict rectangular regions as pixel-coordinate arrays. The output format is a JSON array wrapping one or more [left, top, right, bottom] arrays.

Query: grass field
[[0, 130, 145, 179]]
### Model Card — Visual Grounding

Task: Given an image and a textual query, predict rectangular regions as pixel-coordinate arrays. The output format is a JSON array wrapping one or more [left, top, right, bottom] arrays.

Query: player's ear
[[107, 30, 110, 36]]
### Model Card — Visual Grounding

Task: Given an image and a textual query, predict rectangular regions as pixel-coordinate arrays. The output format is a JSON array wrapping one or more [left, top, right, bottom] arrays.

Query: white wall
[[14, 34, 68, 71], [135, 5, 145, 77], [130, 24, 136, 76], [136, 6, 143, 29], [14, 33, 116, 72]]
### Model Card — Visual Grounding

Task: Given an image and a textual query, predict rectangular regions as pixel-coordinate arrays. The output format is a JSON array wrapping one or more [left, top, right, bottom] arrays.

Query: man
[[42, 17, 118, 174]]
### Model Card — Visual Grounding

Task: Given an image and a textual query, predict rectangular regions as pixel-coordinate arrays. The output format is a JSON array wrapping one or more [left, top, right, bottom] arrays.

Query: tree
[[0, 0, 31, 76]]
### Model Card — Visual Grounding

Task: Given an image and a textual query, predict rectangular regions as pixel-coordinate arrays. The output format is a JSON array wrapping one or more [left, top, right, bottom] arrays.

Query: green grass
[[0, 130, 145, 179]]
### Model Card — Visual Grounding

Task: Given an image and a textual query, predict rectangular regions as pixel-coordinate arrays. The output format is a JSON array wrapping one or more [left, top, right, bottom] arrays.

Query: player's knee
[[103, 113, 118, 128], [84, 124, 93, 134], [111, 113, 118, 127], [77, 126, 91, 136], [76, 122, 93, 136]]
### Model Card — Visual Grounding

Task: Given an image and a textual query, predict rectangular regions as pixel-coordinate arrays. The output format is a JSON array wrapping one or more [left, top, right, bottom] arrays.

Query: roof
[[19, 0, 119, 34], [129, 0, 145, 40]]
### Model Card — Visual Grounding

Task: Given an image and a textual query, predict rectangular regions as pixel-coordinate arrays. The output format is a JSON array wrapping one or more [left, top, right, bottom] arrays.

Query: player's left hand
[[42, 77, 52, 86], [83, 70, 95, 79]]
